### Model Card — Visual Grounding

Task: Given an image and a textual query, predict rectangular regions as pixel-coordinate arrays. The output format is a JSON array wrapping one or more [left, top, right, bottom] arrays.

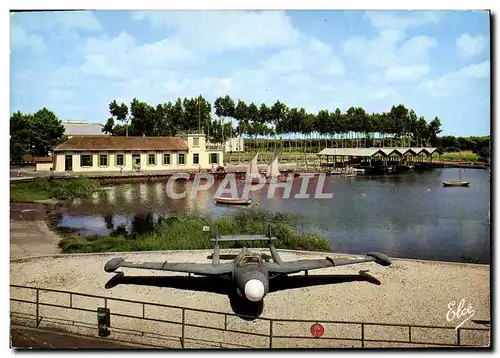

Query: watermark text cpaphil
[[164, 173, 334, 200]]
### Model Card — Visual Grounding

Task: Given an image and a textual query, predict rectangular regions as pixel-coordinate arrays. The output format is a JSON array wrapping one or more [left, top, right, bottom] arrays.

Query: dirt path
[[10, 203, 62, 259]]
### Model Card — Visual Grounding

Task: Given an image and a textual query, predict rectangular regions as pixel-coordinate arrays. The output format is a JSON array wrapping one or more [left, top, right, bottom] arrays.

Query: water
[[56, 168, 491, 263]]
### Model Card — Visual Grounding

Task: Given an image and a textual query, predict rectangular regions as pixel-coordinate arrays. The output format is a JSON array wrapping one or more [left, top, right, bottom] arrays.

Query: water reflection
[[56, 169, 490, 263]]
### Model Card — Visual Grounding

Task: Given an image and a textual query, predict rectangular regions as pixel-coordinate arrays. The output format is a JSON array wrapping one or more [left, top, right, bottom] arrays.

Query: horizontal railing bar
[[10, 284, 266, 321], [9, 284, 490, 334], [271, 317, 489, 330], [11, 310, 488, 348], [12, 298, 269, 338]]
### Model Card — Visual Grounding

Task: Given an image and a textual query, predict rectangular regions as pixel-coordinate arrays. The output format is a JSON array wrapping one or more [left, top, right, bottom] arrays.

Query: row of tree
[[9, 102, 490, 162], [103, 97, 234, 144], [104, 95, 443, 148]]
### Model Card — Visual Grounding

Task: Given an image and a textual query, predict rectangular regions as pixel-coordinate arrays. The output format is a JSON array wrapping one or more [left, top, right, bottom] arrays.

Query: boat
[[443, 162, 469, 187], [214, 197, 252, 205], [215, 155, 256, 205], [443, 181, 470, 187], [265, 156, 287, 183], [242, 152, 265, 184]]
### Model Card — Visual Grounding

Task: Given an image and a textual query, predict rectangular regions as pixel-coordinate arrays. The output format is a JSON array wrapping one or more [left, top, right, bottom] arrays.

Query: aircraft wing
[[264, 252, 391, 274], [104, 257, 233, 276]]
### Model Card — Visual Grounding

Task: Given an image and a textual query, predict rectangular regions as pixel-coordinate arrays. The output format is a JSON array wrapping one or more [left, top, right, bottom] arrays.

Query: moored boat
[[442, 181, 470, 187], [442, 162, 470, 187], [242, 152, 265, 183], [214, 197, 252, 205], [265, 155, 287, 183]]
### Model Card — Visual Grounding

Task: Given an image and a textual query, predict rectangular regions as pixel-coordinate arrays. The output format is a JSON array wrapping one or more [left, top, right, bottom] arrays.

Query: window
[[193, 153, 199, 164], [209, 153, 218, 164], [178, 153, 185, 165], [193, 137, 199, 147], [148, 154, 156, 165], [80, 154, 92, 167], [163, 153, 171, 165], [116, 154, 124, 166], [99, 154, 108, 166]]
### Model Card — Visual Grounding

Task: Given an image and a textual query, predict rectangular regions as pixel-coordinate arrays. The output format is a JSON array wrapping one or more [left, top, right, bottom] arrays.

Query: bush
[[59, 210, 331, 253], [10, 177, 100, 202]]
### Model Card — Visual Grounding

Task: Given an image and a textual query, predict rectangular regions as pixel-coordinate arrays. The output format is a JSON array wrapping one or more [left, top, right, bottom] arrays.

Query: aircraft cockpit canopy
[[238, 254, 263, 266]]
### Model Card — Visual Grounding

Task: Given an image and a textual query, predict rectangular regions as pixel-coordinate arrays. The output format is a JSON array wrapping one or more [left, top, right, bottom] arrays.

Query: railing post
[[35, 288, 40, 327], [181, 308, 185, 348], [361, 323, 364, 348], [269, 320, 273, 349]]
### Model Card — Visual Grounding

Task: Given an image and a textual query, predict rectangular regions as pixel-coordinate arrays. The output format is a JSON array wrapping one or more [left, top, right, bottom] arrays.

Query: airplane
[[104, 225, 392, 305]]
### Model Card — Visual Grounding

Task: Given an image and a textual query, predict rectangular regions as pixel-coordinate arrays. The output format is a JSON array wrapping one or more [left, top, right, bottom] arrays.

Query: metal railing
[[10, 284, 490, 349]]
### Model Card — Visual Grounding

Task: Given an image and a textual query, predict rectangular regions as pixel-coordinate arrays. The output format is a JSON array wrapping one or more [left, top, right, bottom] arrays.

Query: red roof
[[54, 136, 188, 151], [34, 156, 53, 163]]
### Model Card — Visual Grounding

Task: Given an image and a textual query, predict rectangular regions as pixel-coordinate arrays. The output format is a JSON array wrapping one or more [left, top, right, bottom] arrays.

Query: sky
[[10, 10, 491, 136]]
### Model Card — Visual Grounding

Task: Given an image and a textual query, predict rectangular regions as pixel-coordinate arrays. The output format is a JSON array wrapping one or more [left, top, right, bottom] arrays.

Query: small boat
[[265, 156, 287, 183], [214, 197, 252, 205], [443, 163, 469, 187], [215, 155, 255, 205], [443, 181, 470, 187]]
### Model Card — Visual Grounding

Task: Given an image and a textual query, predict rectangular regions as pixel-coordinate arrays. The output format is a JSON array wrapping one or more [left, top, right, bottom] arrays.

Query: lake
[[55, 168, 491, 264]]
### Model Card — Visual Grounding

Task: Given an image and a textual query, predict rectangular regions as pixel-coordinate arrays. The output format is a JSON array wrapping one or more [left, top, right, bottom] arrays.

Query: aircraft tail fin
[[267, 224, 283, 264]]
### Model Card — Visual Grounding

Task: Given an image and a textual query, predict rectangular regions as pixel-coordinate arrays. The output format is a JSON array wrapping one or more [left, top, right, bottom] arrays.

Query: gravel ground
[[10, 249, 490, 348]]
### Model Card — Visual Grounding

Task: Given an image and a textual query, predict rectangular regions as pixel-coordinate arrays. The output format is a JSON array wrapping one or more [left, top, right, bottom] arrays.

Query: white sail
[[267, 156, 281, 178], [247, 152, 259, 177]]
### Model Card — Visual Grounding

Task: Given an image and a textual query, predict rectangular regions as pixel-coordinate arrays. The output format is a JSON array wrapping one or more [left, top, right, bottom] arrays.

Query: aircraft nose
[[244, 279, 265, 302]]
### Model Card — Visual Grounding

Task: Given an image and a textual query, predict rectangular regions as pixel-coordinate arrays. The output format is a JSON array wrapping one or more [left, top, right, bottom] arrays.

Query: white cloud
[[421, 60, 490, 97], [262, 37, 344, 76], [80, 32, 195, 79], [10, 26, 45, 53], [343, 30, 436, 69], [385, 64, 430, 82], [131, 10, 301, 53], [456, 33, 487, 57], [365, 11, 441, 30]]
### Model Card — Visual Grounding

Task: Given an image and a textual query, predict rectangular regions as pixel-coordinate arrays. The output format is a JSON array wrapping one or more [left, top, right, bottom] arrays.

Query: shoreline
[[10, 201, 490, 265], [10, 248, 490, 268]]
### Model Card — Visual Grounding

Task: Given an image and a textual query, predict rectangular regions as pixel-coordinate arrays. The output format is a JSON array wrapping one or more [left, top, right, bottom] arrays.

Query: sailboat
[[443, 163, 470, 187], [243, 152, 264, 184], [214, 154, 258, 205], [265, 155, 287, 183]]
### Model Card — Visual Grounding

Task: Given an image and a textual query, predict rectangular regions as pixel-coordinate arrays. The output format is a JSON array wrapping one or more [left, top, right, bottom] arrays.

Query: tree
[[102, 117, 115, 134], [129, 98, 156, 136], [109, 100, 130, 136], [31, 108, 66, 156], [10, 107, 65, 159], [428, 117, 442, 147]]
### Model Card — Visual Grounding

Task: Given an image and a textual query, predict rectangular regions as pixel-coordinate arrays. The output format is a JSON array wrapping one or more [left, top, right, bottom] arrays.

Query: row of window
[[78, 153, 217, 167]]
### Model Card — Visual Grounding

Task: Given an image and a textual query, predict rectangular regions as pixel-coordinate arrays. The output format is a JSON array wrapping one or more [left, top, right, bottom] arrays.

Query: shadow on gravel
[[104, 270, 381, 320]]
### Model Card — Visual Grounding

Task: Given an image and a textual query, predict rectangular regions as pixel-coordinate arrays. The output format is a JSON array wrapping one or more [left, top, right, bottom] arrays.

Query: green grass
[[58, 211, 331, 253], [10, 177, 101, 202], [438, 151, 479, 162]]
